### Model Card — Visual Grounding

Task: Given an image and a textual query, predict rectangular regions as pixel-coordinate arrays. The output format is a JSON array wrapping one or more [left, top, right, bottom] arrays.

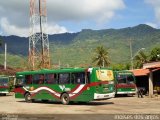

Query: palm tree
[[134, 51, 148, 68], [149, 47, 160, 62], [92, 45, 110, 67]]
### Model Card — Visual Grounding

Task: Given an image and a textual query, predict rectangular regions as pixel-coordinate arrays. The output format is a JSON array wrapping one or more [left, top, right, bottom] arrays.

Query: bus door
[[70, 72, 91, 101]]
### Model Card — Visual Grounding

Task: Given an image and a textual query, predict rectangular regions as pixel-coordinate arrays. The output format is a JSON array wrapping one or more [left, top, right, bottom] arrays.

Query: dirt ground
[[0, 93, 160, 115]]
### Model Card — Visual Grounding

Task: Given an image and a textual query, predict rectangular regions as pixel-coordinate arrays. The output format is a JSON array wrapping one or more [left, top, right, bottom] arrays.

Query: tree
[[92, 45, 110, 67], [149, 47, 160, 62], [134, 51, 148, 68], [111, 63, 130, 71]]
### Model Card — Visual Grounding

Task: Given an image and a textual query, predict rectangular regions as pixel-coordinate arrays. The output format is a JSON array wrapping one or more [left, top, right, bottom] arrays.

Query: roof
[[143, 62, 160, 69], [130, 69, 150, 76]]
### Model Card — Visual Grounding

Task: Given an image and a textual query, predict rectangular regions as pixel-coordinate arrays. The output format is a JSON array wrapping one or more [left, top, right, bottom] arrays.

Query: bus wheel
[[61, 93, 70, 105], [25, 93, 32, 103]]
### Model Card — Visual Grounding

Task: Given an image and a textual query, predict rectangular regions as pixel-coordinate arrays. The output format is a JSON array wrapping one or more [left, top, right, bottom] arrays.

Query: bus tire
[[25, 93, 32, 103], [61, 93, 70, 105]]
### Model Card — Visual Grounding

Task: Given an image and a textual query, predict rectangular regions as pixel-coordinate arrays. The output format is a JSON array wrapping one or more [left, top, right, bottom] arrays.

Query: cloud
[[145, 0, 160, 27], [145, 22, 158, 28], [0, 18, 29, 37], [0, 0, 125, 37], [47, 24, 68, 35], [0, 18, 68, 37], [47, 0, 125, 22]]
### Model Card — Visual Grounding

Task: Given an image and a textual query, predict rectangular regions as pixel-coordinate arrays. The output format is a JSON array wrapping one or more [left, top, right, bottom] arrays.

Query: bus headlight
[[30, 87, 34, 91]]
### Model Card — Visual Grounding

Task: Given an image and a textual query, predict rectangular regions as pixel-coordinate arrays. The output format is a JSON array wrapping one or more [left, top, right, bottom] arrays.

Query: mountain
[[0, 24, 160, 67]]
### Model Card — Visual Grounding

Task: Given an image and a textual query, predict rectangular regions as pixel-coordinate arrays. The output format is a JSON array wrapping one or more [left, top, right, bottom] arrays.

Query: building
[[131, 62, 160, 97]]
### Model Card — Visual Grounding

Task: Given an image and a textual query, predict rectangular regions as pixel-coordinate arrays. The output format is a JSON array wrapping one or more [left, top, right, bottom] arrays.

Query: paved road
[[0, 93, 160, 115]]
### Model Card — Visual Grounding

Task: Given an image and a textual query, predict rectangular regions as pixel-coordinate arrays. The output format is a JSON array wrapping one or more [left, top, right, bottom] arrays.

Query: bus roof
[[16, 67, 112, 76], [114, 70, 134, 75]]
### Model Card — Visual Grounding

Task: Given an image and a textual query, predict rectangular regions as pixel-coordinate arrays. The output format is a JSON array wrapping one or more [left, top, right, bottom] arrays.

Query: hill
[[0, 24, 160, 67]]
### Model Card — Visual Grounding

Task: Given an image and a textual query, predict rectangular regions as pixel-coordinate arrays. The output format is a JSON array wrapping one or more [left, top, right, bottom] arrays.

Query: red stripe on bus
[[68, 85, 80, 93], [70, 81, 109, 99], [22, 81, 110, 99], [14, 88, 26, 94], [116, 84, 136, 89], [0, 86, 9, 89]]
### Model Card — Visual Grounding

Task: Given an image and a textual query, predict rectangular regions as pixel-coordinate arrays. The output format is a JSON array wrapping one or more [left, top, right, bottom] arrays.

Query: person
[[137, 87, 143, 98]]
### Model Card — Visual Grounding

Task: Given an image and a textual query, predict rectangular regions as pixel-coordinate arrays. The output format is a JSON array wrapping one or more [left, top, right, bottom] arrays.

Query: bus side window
[[78, 73, 85, 84], [25, 75, 33, 84], [45, 74, 57, 84], [58, 73, 70, 84], [38, 74, 44, 84], [33, 74, 44, 84], [70, 73, 75, 84], [72, 72, 85, 84]]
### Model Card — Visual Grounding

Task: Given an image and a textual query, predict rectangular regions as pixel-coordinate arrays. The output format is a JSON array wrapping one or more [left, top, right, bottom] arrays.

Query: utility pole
[[102, 58, 105, 68], [149, 70, 153, 97], [130, 39, 133, 70], [4, 43, 7, 70], [29, 0, 50, 70]]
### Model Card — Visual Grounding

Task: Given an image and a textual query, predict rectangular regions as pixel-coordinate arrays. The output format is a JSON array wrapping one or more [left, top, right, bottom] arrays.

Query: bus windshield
[[96, 70, 114, 81], [117, 74, 135, 84], [127, 75, 135, 84], [117, 75, 126, 84], [16, 77, 25, 86], [0, 77, 8, 86]]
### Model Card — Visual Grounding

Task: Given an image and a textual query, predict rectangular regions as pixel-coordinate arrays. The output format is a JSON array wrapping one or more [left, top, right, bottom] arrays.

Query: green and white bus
[[0, 75, 10, 95], [114, 71, 136, 96], [14, 67, 115, 104]]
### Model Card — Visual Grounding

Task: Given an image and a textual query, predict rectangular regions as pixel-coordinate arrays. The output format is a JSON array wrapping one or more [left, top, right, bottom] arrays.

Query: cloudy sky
[[0, 0, 160, 37]]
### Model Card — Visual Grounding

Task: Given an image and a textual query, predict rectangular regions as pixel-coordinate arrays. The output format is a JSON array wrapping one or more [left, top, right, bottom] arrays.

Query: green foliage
[[111, 63, 130, 70], [133, 47, 160, 69], [49, 24, 160, 68], [134, 51, 148, 69], [0, 54, 27, 68], [149, 47, 160, 62], [1, 24, 160, 69], [92, 45, 110, 67]]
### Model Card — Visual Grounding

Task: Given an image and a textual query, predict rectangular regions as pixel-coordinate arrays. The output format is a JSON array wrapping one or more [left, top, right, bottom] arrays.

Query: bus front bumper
[[0, 91, 9, 94], [117, 91, 136, 95], [94, 92, 115, 100]]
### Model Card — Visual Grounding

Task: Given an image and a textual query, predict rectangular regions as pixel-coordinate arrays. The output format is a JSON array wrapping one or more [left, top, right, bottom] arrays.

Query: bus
[[14, 67, 115, 104], [0, 75, 10, 95], [114, 71, 136, 96]]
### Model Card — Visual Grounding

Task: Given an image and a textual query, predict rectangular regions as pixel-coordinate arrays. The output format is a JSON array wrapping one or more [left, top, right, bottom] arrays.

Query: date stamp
[[114, 114, 160, 120]]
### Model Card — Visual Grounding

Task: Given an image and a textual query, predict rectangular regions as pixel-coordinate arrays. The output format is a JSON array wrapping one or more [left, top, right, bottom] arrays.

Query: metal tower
[[29, 0, 50, 70]]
